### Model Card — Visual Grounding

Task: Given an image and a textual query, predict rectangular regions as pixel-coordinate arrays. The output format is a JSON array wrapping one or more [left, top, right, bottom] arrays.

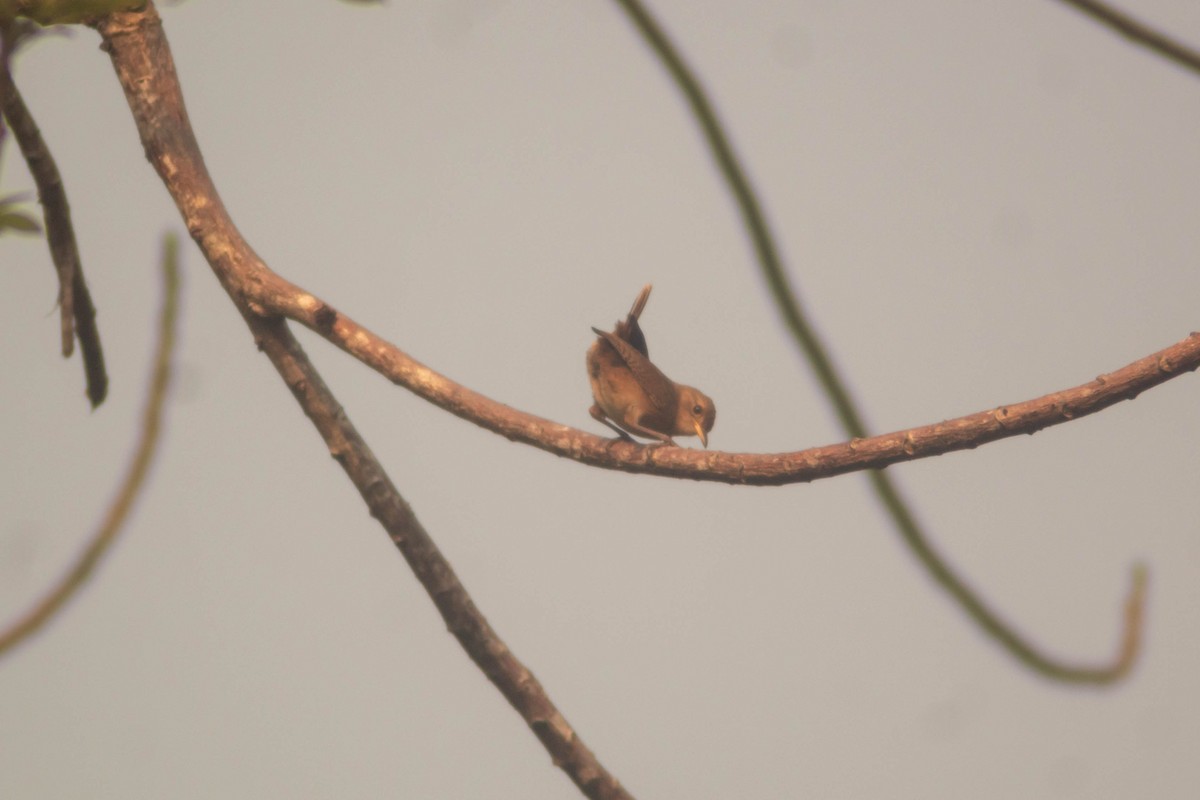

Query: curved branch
[[231, 317, 1200, 489], [1054, 0, 1200, 75], [872, 471, 1147, 683], [95, 7, 631, 799], [83, 4, 1200, 489], [0, 233, 179, 658], [608, 0, 1155, 684]]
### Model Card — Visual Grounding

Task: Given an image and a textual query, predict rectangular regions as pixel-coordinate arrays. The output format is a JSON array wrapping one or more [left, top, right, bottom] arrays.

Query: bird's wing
[[591, 328, 676, 413]]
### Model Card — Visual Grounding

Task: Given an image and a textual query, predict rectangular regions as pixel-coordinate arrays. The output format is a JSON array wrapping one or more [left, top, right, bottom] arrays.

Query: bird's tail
[[628, 284, 652, 321]]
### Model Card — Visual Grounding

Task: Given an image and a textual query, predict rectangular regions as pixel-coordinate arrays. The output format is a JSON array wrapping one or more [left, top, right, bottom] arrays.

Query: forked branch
[[95, 7, 629, 799]]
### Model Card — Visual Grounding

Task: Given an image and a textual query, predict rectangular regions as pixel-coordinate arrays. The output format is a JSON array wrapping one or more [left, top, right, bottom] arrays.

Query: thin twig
[[94, 7, 632, 798], [1, 31, 9, 186], [0, 26, 108, 406], [0, 232, 179, 658], [870, 471, 1146, 683], [609, 0, 1149, 684], [1054, 0, 1200, 75]]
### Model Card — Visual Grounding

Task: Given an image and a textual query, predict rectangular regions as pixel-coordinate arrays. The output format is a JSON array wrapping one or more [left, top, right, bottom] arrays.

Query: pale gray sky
[[3, 2, 1200, 798]]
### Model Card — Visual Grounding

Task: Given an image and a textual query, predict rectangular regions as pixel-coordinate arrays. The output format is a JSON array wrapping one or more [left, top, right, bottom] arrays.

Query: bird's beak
[[693, 419, 708, 448]]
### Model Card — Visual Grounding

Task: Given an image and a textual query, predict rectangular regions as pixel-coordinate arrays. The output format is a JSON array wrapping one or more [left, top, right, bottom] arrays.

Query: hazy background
[[3, 1, 1199, 797]]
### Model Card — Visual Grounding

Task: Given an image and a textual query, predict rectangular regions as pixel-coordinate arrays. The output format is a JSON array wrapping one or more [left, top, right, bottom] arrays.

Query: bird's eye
[[692, 404, 703, 416]]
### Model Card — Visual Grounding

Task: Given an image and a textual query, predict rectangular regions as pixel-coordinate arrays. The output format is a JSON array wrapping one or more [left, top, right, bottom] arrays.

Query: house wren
[[587, 284, 716, 447]]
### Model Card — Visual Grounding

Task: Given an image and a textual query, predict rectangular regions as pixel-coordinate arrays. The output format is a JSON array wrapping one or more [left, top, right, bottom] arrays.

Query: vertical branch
[[0, 28, 9, 185], [0, 24, 108, 406]]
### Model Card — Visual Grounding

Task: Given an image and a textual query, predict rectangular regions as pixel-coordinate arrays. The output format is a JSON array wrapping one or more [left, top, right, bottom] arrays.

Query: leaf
[[0, 210, 43, 234]]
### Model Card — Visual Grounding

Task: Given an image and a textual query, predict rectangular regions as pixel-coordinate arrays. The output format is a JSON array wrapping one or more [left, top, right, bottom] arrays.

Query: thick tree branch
[[0, 233, 178, 658], [1, 26, 108, 406], [95, 7, 631, 799]]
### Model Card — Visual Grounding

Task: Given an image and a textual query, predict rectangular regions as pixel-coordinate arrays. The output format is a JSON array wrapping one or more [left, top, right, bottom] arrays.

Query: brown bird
[[587, 284, 716, 447]]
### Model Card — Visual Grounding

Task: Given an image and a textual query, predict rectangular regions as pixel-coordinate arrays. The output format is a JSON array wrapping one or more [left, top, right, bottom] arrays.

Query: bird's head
[[674, 386, 716, 448]]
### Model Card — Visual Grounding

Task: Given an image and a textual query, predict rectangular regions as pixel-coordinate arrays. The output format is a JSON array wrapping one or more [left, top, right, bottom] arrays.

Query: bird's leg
[[590, 404, 636, 442], [615, 418, 679, 447]]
